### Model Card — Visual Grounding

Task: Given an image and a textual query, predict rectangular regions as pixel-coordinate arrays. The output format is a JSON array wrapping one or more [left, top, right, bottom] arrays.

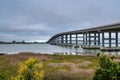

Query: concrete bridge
[[47, 23, 120, 51]]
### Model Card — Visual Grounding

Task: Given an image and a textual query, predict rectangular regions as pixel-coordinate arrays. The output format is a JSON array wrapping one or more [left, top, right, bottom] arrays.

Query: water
[[0, 44, 119, 55], [0, 44, 77, 54]]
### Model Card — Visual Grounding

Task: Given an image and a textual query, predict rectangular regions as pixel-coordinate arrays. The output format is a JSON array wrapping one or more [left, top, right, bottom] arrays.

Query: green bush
[[0, 70, 10, 80], [93, 54, 120, 80], [11, 58, 44, 80]]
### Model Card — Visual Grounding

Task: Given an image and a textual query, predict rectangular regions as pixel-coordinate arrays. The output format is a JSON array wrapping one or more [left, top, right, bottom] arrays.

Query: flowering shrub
[[11, 58, 44, 80]]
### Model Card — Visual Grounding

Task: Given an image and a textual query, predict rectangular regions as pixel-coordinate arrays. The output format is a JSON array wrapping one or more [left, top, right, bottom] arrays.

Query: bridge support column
[[70, 34, 72, 46], [86, 33, 87, 45], [89, 33, 91, 46], [54, 38, 57, 45], [61, 35, 64, 45], [65, 34, 68, 45], [63, 35, 65, 45], [83, 33, 85, 45], [109, 32, 111, 47], [56, 37, 59, 45], [94, 33, 96, 45], [98, 32, 100, 46], [102, 32, 104, 47], [76, 34, 78, 46], [116, 32, 118, 47]]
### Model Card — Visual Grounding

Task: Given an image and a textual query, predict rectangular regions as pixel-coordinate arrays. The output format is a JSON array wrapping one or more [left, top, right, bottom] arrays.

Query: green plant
[[0, 70, 10, 80], [93, 54, 120, 80], [11, 58, 44, 80]]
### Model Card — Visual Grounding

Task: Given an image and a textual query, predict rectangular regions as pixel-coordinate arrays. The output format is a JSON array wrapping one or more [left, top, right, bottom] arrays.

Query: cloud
[[0, 0, 120, 41]]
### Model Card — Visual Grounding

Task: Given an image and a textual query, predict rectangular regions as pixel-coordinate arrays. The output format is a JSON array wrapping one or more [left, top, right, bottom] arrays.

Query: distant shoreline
[[0, 42, 46, 44]]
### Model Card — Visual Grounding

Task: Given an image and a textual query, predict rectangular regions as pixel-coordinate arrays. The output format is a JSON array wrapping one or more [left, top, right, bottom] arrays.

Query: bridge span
[[47, 23, 120, 51]]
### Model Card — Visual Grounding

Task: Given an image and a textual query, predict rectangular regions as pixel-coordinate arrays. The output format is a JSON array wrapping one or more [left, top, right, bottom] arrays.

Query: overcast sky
[[0, 0, 120, 42]]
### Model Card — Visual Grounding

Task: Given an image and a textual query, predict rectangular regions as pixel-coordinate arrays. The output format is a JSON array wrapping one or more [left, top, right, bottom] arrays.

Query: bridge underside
[[47, 23, 120, 51]]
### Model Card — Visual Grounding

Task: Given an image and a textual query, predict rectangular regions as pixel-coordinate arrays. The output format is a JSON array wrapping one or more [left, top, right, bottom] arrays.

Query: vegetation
[[11, 58, 43, 80], [93, 54, 120, 80], [0, 53, 98, 80], [0, 52, 120, 80], [0, 41, 42, 44]]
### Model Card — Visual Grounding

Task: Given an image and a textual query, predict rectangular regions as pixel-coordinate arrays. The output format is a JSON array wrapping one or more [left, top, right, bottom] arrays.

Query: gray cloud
[[0, 0, 120, 42]]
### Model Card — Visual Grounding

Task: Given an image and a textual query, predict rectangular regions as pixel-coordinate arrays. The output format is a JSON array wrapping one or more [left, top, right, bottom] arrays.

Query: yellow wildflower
[[25, 57, 37, 68], [18, 63, 27, 75], [11, 76, 17, 80], [12, 58, 44, 80], [34, 70, 44, 79], [11, 75, 24, 80]]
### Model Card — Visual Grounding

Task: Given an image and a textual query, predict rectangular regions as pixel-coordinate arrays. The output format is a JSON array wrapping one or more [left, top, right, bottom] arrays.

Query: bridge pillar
[[98, 32, 100, 46], [109, 32, 111, 47], [89, 33, 91, 46], [56, 37, 59, 45], [116, 32, 118, 47], [65, 34, 68, 45], [54, 38, 57, 45], [102, 32, 104, 47], [76, 34, 78, 46], [61, 35, 64, 45], [83, 33, 85, 45], [94, 33, 97, 46], [86, 33, 87, 45], [70, 34, 72, 45], [63, 35, 65, 44]]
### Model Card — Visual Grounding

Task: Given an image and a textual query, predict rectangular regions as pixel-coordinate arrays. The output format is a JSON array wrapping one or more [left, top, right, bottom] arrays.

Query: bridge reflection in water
[[47, 23, 120, 54]]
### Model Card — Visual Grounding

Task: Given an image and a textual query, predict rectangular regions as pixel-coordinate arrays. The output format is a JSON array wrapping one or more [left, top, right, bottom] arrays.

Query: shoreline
[[0, 51, 98, 56], [1, 52, 120, 57]]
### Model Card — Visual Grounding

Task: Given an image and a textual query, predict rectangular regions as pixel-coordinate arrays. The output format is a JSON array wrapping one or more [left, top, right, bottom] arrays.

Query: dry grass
[[113, 59, 120, 63], [3, 52, 52, 65], [47, 61, 94, 80], [47, 62, 75, 68], [47, 61, 92, 69], [78, 61, 92, 68]]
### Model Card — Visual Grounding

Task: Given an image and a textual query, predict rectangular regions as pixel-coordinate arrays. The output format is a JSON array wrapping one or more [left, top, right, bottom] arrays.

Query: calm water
[[0, 44, 119, 55]]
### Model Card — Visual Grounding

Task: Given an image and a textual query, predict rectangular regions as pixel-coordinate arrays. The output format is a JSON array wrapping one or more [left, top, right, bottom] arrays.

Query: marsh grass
[[0, 52, 100, 80]]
